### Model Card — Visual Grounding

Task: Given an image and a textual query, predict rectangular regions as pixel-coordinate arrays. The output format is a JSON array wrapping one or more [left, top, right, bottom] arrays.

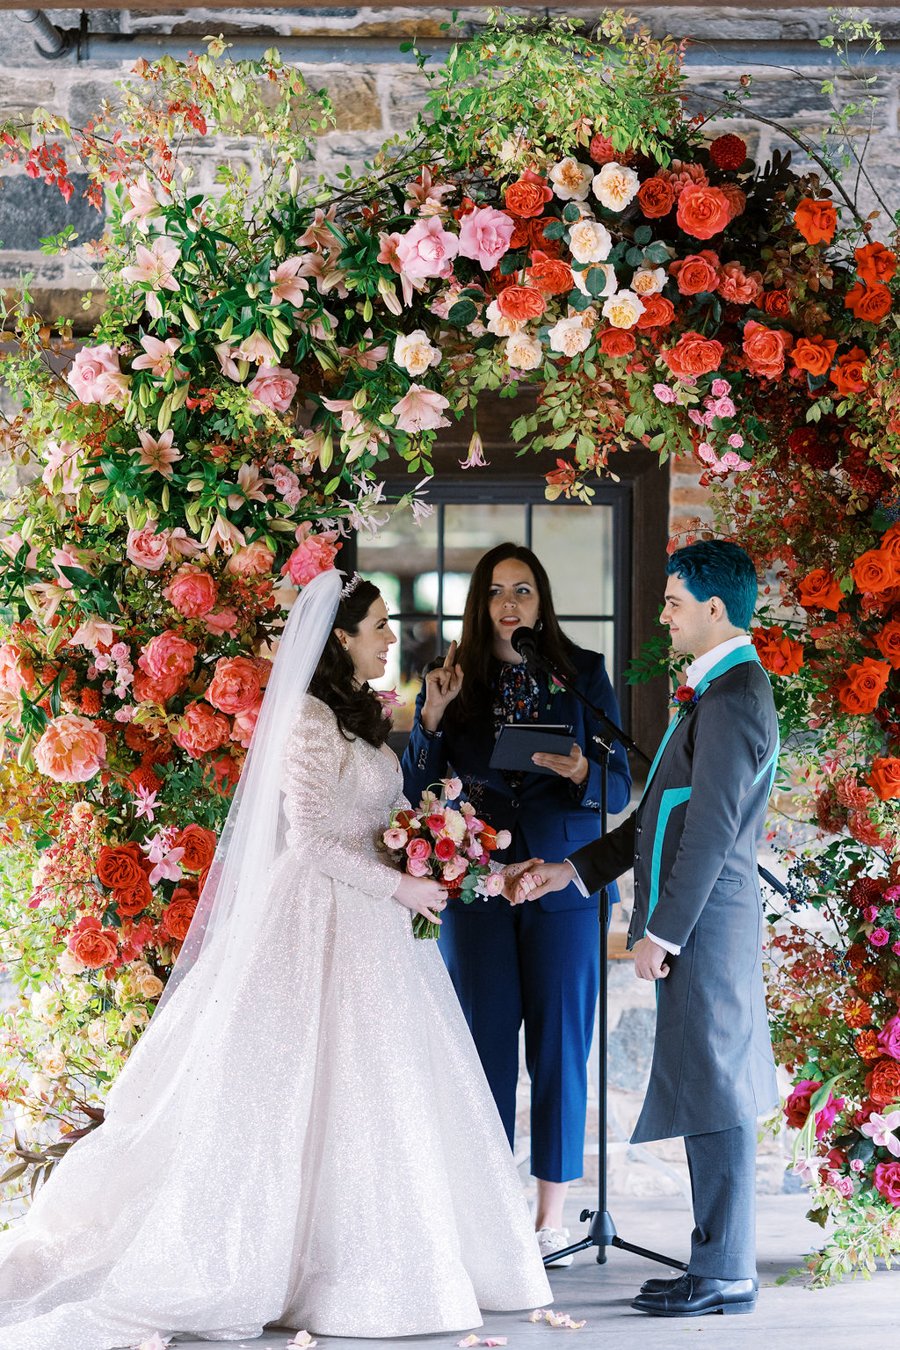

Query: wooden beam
[[0, 2, 882, 10]]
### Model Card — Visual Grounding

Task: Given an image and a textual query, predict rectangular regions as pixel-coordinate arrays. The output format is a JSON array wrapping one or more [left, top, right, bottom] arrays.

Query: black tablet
[[488, 723, 576, 774]]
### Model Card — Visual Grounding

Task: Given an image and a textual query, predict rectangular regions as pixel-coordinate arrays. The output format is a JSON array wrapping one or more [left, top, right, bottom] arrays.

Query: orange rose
[[175, 823, 218, 873], [750, 626, 804, 676], [830, 347, 868, 396], [837, 657, 891, 715], [497, 285, 547, 321], [845, 280, 893, 323], [855, 241, 897, 285], [97, 842, 150, 890], [206, 656, 262, 715], [882, 524, 900, 560], [875, 619, 900, 668], [504, 171, 553, 219], [132, 667, 186, 706], [855, 1029, 881, 1061], [742, 320, 793, 379], [762, 289, 791, 318], [717, 261, 762, 305], [70, 918, 118, 970], [527, 253, 574, 295], [174, 701, 232, 760], [797, 569, 844, 611], [161, 891, 198, 943], [793, 336, 838, 377], [851, 548, 900, 595], [662, 330, 724, 379], [635, 294, 675, 330], [598, 329, 636, 357], [114, 877, 153, 918], [670, 251, 720, 295], [794, 197, 838, 245], [870, 757, 900, 801], [676, 184, 731, 239], [869, 1059, 900, 1107], [637, 176, 676, 219]]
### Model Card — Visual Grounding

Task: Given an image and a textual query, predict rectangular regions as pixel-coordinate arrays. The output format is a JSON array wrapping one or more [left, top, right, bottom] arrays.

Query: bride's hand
[[393, 874, 448, 926]]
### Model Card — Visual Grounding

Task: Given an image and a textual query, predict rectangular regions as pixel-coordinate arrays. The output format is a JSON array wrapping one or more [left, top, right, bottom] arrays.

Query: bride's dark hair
[[309, 574, 392, 748]]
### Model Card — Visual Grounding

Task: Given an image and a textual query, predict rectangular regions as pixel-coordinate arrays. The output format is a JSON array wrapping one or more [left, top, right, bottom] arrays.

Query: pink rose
[[206, 656, 262, 715], [174, 702, 232, 759], [877, 1015, 900, 1060], [0, 640, 35, 695], [457, 206, 515, 271], [132, 667, 184, 705], [66, 343, 130, 406], [406, 837, 432, 863], [138, 631, 198, 683], [203, 608, 240, 638], [717, 261, 763, 305], [407, 856, 430, 877], [870, 927, 891, 947], [383, 827, 409, 849], [34, 714, 107, 783], [247, 365, 300, 414], [226, 541, 276, 578], [230, 698, 263, 747], [281, 527, 340, 586], [395, 216, 459, 280], [126, 525, 170, 572], [874, 1160, 900, 1207], [482, 872, 505, 896], [163, 565, 219, 618]]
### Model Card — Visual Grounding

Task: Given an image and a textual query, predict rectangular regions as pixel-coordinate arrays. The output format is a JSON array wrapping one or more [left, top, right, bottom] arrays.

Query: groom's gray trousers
[[684, 1117, 757, 1279]]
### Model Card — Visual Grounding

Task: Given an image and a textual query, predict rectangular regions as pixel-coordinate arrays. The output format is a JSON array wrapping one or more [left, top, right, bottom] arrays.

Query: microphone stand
[[514, 637, 789, 1272]]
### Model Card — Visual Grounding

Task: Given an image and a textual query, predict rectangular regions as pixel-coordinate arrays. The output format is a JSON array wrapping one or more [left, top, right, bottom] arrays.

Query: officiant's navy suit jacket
[[402, 647, 632, 910]]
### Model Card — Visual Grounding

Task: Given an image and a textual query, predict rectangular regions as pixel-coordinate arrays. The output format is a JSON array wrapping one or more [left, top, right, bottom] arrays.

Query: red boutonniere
[[671, 685, 699, 716]]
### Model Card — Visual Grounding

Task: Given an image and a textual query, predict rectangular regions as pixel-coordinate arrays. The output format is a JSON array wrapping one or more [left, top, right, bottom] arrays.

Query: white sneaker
[[537, 1226, 574, 1267]]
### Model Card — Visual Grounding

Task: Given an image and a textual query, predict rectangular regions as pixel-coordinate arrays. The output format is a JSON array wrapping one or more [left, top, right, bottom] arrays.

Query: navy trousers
[[438, 900, 600, 1183], [684, 1118, 758, 1279]]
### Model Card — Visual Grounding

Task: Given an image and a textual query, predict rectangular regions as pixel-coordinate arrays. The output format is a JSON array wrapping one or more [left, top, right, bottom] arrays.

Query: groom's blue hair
[[666, 540, 758, 630]]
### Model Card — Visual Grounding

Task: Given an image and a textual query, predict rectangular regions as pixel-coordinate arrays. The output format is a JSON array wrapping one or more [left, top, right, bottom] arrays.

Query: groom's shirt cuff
[[566, 859, 590, 898], [646, 928, 681, 956]]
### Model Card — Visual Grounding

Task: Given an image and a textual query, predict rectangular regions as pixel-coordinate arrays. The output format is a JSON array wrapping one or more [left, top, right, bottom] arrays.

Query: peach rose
[[247, 365, 300, 413], [66, 344, 129, 406], [393, 329, 441, 377], [742, 320, 793, 379], [0, 640, 35, 695], [68, 917, 118, 970], [231, 699, 263, 748], [547, 316, 591, 357], [203, 608, 239, 638], [670, 251, 720, 295], [138, 632, 198, 683], [830, 347, 868, 396], [175, 701, 232, 759], [132, 667, 185, 705], [504, 332, 543, 371], [856, 241, 897, 285], [837, 658, 891, 716], [662, 331, 724, 379], [793, 336, 838, 377], [34, 714, 107, 783], [281, 527, 340, 586], [637, 176, 675, 219], [163, 566, 219, 618], [794, 198, 837, 245], [504, 171, 553, 219], [567, 219, 612, 264], [797, 569, 844, 611], [676, 184, 731, 239], [851, 548, 900, 595], [206, 655, 262, 715], [592, 162, 640, 211], [601, 289, 644, 329], [497, 286, 547, 322], [870, 757, 900, 802], [527, 254, 574, 295], [226, 541, 276, 578], [174, 824, 218, 873], [717, 261, 762, 305]]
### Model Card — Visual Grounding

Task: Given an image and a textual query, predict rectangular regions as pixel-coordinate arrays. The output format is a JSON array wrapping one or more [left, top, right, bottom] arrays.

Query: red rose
[[206, 656, 262, 715], [870, 758, 900, 801], [708, 133, 747, 170], [797, 568, 844, 611], [856, 241, 897, 285], [662, 331, 724, 379], [844, 281, 893, 323], [670, 251, 720, 295], [504, 170, 553, 219], [175, 823, 218, 873], [750, 626, 804, 676], [742, 320, 793, 380], [851, 548, 900, 595], [794, 197, 837, 245], [97, 842, 149, 890], [497, 285, 546, 321], [636, 294, 675, 330], [598, 328, 636, 357], [161, 891, 197, 943], [830, 347, 869, 396], [793, 336, 838, 377], [784, 1079, 819, 1129], [114, 877, 153, 919], [434, 836, 457, 862], [527, 253, 573, 295], [637, 176, 676, 218], [763, 289, 792, 318], [837, 658, 891, 716], [676, 184, 732, 239], [69, 917, 118, 970], [874, 619, 900, 668]]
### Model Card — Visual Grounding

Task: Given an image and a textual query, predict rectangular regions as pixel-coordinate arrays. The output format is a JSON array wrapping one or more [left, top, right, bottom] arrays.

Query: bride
[[0, 567, 551, 1350]]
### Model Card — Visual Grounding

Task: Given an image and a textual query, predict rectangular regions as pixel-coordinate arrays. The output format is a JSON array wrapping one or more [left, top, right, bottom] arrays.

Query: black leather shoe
[[639, 1275, 683, 1294], [631, 1273, 758, 1317]]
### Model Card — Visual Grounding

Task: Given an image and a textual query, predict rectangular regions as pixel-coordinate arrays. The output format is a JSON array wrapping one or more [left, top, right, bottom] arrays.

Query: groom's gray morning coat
[[571, 645, 780, 1144]]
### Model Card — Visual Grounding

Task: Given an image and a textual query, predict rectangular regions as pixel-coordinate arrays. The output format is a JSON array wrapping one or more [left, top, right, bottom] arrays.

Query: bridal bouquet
[[382, 779, 512, 939]]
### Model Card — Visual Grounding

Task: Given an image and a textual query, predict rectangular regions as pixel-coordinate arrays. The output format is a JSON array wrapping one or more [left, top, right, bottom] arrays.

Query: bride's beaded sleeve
[[283, 694, 403, 902]]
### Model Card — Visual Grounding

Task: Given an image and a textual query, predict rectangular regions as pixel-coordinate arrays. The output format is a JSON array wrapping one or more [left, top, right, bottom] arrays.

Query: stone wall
[[3, 5, 890, 1201]]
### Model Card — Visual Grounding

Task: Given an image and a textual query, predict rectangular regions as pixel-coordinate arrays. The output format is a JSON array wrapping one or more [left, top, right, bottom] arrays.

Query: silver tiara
[[340, 571, 363, 600]]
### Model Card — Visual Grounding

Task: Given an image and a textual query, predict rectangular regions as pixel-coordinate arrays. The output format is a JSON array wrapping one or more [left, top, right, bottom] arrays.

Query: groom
[[514, 540, 780, 1318]]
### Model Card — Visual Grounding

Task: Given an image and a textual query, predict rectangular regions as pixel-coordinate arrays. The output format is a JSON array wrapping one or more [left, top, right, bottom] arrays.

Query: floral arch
[[0, 11, 899, 1279]]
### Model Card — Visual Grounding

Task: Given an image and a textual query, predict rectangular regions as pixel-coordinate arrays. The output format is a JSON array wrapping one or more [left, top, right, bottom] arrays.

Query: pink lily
[[391, 384, 451, 434], [133, 785, 159, 823], [132, 335, 183, 379], [135, 428, 183, 478], [235, 331, 278, 366], [270, 257, 309, 308], [148, 846, 185, 887], [121, 236, 180, 291], [861, 1110, 900, 1157]]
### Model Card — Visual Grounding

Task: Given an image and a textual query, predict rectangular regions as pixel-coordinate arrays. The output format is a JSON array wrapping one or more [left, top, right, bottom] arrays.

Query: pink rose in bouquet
[[281, 524, 341, 586], [877, 1015, 900, 1061], [396, 216, 459, 280], [34, 714, 107, 783], [457, 206, 515, 270], [174, 701, 232, 759], [66, 344, 129, 406], [248, 365, 300, 413], [227, 541, 276, 577], [163, 566, 219, 618], [138, 632, 198, 683], [207, 656, 263, 715]]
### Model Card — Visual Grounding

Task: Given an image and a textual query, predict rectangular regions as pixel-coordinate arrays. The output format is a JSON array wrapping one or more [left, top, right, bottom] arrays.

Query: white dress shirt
[[569, 634, 752, 958]]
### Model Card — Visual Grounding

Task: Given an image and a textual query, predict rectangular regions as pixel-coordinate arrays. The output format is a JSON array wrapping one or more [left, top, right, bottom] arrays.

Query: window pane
[[532, 504, 614, 616], [559, 619, 615, 673], [442, 503, 526, 580], [357, 506, 438, 582]]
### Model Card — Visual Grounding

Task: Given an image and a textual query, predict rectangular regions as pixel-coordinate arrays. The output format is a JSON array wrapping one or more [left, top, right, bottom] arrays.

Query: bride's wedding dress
[[0, 694, 551, 1349]]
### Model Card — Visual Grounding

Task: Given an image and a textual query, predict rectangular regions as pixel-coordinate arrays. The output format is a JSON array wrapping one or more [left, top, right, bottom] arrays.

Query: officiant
[[401, 542, 631, 1265]]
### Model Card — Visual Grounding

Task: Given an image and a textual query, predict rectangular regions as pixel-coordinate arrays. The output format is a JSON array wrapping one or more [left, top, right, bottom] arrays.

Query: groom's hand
[[500, 859, 543, 904], [631, 936, 670, 981], [510, 860, 575, 904]]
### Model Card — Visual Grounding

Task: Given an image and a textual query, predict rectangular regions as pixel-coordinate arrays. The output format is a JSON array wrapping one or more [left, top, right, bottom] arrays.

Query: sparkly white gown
[[0, 696, 551, 1349]]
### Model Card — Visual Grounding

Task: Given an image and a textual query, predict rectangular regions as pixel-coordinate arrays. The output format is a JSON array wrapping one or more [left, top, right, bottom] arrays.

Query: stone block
[[67, 80, 117, 132], [0, 173, 104, 255], [313, 69, 382, 132], [315, 131, 390, 182], [383, 71, 433, 133], [0, 77, 60, 124], [607, 1007, 655, 1091], [685, 78, 834, 124]]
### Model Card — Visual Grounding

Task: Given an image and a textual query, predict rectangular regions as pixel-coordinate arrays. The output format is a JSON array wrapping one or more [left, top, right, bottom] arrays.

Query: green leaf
[[633, 224, 652, 246], [563, 202, 581, 223], [541, 219, 566, 240], [447, 299, 478, 326]]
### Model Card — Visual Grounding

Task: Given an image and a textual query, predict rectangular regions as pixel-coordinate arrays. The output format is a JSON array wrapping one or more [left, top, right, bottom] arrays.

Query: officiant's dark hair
[[446, 542, 577, 730], [310, 574, 391, 747]]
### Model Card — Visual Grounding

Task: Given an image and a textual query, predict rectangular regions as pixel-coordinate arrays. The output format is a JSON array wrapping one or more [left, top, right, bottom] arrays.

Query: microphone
[[510, 625, 541, 666]]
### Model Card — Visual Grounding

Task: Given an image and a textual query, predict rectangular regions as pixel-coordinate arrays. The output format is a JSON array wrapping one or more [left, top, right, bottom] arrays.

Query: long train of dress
[[0, 697, 551, 1348]]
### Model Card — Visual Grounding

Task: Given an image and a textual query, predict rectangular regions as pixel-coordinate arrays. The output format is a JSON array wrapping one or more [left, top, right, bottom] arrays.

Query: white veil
[[156, 565, 342, 1011]]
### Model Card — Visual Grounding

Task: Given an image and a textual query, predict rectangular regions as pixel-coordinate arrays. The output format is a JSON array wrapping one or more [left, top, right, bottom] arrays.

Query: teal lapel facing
[[642, 645, 762, 800]]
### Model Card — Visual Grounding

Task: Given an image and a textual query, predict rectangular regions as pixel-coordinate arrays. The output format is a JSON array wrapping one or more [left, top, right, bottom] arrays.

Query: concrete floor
[[171, 1193, 900, 1350]]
